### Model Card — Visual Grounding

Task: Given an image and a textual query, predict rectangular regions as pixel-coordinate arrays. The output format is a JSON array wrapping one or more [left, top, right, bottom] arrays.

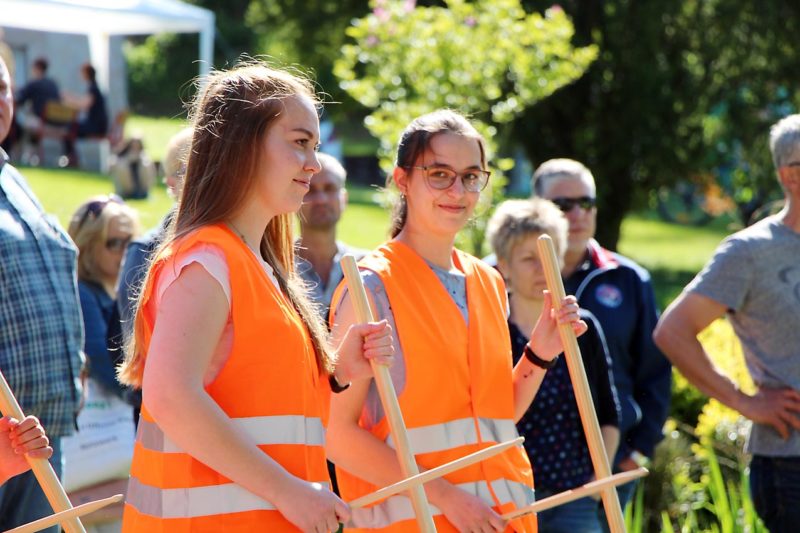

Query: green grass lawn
[[22, 164, 732, 310], [125, 115, 189, 163]]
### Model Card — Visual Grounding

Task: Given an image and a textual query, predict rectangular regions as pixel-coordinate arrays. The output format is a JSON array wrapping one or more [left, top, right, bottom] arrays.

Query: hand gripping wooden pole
[[0, 369, 86, 533], [537, 235, 627, 533], [340, 254, 437, 532]]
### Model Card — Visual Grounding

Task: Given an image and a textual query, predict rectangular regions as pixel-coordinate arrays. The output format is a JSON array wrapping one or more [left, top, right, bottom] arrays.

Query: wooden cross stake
[[340, 254, 437, 532], [536, 234, 631, 532]]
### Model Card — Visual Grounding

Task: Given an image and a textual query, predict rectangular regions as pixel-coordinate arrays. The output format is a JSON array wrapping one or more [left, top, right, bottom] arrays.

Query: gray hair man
[[532, 158, 672, 514], [655, 114, 800, 532]]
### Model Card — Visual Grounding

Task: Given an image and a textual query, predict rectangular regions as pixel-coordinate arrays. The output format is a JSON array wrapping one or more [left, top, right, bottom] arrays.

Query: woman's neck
[[227, 204, 272, 257], [508, 292, 544, 338], [395, 226, 456, 270]]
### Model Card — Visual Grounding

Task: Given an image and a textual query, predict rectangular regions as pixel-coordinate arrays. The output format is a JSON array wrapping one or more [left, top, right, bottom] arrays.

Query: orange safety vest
[[122, 224, 331, 532], [333, 241, 537, 532]]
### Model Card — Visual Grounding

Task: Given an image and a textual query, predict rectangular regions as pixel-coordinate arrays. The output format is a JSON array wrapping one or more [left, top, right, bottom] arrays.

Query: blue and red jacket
[[563, 240, 671, 464]]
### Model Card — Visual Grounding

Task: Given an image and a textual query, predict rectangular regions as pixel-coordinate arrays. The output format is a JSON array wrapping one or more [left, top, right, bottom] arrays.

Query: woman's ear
[[393, 167, 409, 195], [496, 258, 510, 282]]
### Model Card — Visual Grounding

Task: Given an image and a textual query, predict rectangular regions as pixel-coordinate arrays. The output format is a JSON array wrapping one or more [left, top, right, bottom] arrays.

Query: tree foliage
[[517, 0, 800, 248], [334, 0, 597, 253]]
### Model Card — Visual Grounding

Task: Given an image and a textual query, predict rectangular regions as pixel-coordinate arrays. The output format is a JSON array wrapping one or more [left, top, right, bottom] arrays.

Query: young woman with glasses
[[326, 109, 588, 532], [116, 61, 393, 532], [68, 194, 139, 399]]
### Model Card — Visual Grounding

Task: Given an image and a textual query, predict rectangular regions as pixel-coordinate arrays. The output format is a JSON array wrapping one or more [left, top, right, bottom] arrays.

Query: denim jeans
[[750, 454, 800, 533], [0, 436, 63, 532], [536, 489, 602, 533]]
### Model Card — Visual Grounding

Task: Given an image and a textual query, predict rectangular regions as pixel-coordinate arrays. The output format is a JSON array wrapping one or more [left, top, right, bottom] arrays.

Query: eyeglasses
[[550, 196, 597, 212], [105, 235, 132, 252], [407, 165, 491, 193], [77, 194, 124, 229], [785, 162, 800, 168]]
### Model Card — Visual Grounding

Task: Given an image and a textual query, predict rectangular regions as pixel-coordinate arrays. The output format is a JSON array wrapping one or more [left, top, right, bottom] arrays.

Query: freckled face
[[255, 96, 322, 217], [395, 132, 484, 238]]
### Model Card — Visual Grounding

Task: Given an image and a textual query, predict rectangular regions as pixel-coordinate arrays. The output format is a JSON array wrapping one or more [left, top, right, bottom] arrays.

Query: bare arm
[[512, 293, 588, 421], [143, 263, 348, 531], [654, 291, 800, 439]]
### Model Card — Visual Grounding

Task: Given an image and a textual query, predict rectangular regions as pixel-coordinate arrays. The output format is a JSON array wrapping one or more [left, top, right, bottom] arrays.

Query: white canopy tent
[[0, 0, 215, 92]]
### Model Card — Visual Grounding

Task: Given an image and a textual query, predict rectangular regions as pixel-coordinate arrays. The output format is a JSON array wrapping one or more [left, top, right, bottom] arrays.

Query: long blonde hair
[[118, 61, 334, 388]]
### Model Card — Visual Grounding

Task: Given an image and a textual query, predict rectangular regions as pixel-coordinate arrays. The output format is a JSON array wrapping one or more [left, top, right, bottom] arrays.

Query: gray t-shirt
[[686, 215, 800, 456]]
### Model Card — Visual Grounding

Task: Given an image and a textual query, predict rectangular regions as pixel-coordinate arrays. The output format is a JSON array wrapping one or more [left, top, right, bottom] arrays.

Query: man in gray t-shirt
[[654, 114, 800, 533]]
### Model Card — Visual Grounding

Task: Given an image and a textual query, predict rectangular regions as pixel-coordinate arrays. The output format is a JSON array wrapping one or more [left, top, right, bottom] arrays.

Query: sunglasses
[[550, 196, 597, 212], [105, 236, 132, 252], [77, 194, 124, 229]]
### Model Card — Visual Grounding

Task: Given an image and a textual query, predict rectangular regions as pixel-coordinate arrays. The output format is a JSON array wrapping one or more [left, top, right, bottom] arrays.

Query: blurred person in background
[[296, 152, 367, 317], [532, 158, 671, 516], [0, 55, 83, 532], [655, 114, 800, 533], [488, 197, 620, 533], [68, 194, 139, 398]]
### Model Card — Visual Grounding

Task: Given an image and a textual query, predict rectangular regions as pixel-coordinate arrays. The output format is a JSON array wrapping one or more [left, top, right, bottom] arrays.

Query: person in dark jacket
[[533, 159, 672, 514], [63, 63, 108, 165], [488, 197, 620, 533]]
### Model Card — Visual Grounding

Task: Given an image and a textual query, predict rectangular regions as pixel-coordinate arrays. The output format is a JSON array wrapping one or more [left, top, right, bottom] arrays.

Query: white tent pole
[[198, 17, 214, 85], [87, 31, 110, 96]]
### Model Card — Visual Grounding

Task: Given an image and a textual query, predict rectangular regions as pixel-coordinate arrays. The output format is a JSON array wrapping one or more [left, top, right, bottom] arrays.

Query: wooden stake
[[340, 254, 437, 532], [6, 494, 123, 533], [350, 437, 524, 509], [0, 369, 86, 533], [537, 235, 627, 533], [501, 468, 648, 521]]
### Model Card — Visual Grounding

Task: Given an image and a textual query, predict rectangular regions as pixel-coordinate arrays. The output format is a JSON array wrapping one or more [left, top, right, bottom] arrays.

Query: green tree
[[517, 0, 800, 248], [335, 0, 597, 254]]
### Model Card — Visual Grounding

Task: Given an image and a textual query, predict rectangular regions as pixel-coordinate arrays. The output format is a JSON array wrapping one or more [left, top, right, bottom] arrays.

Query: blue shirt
[[296, 241, 367, 317], [0, 150, 83, 436], [78, 280, 124, 399]]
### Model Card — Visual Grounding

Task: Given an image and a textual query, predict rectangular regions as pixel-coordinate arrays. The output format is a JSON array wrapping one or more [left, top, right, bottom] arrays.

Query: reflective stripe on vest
[[385, 417, 517, 455], [350, 479, 535, 529], [127, 476, 331, 519], [136, 415, 325, 453]]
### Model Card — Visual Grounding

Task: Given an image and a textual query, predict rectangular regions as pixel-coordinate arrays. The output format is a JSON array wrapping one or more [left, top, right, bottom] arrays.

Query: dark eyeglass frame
[[785, 162, 800, 168], [105, 235, 133, 252], [551, 196, 597, 212], [77, 194, 124, 229], [406, 165, 491, 193]]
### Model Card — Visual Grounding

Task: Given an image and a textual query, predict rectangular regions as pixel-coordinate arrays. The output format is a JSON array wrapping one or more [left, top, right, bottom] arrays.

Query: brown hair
[[118, 61, 334, 387], [388, 109, 487, 237]]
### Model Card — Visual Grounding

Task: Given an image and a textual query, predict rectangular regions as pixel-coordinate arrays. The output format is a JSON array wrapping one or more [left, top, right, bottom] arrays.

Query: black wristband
[[329, 374, 351, 393], [523, 343, 559, 370]]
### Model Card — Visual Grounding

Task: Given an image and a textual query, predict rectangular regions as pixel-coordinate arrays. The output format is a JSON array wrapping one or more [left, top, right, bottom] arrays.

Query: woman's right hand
[[273, 477, 351, 533], [429, 482, 506, 532]]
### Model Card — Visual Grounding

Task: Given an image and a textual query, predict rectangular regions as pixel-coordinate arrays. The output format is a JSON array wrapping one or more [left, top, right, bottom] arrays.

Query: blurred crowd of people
[[0, 53, 798, 533]]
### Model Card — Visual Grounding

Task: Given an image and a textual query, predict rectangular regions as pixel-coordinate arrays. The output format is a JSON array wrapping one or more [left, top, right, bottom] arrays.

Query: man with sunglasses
[[655, 115, 800, 533], [0, 56, 84, 531], [532, 159, 672, 515]]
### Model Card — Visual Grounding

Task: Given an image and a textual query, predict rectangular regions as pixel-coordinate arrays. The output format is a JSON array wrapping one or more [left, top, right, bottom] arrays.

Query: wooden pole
[[7, 495, 123, 533], [0, 369, 87, 533], [536, 235, 627, 533], [501, 468, 648, 521], [340, 254, 437, 532], [350, 437, 524, 509]]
